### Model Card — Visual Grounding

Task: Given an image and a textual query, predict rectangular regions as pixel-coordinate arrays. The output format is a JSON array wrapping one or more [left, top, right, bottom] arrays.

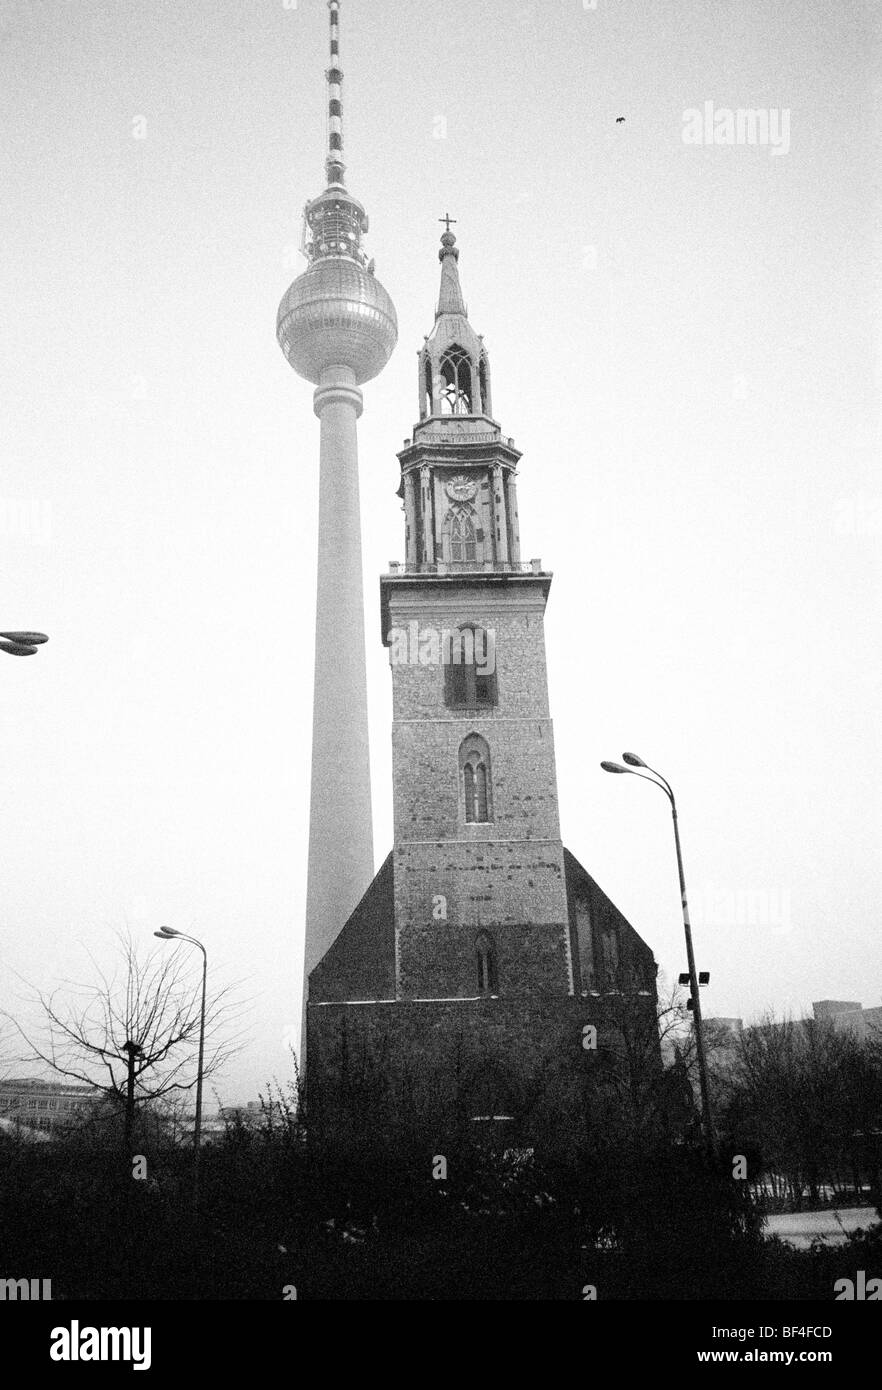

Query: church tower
[[276, 1, 397, 1058], [306, 229, 658, 1139], [382, 224, 573, 1005]]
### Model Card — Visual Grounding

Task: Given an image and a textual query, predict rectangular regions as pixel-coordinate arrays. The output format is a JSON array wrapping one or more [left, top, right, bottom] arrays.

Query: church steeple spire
[[436, 217, 467, 318], [419, 224, 491, 420], [389, 225, 522, 576]]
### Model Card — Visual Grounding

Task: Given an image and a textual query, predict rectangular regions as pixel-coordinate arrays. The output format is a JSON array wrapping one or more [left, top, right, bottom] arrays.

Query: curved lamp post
[[601, 752, 716, 1158], [153, 926, 207, 1205], [0, 631, 49, 657]]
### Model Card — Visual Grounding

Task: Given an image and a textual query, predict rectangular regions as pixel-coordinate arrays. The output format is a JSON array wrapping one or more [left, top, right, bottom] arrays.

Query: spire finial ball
[[438, 229, 459, 263]]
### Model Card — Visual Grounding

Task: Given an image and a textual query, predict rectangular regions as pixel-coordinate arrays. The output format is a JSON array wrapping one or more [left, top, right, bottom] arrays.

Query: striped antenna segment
[[326, 0, 345, 184]]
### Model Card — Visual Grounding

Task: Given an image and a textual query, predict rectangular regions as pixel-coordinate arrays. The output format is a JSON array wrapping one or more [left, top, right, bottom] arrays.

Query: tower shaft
[[302, 367, 374, 1023]]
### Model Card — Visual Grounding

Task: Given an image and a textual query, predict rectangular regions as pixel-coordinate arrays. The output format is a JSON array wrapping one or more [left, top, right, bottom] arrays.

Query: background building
[[705, 999, 882, 1081], [0, 1078, 96, 1140], [812, 999, 882, 1043]]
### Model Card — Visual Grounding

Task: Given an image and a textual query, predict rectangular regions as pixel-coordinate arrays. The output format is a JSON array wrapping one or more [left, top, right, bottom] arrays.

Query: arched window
[[475, 931, 498, 994], [424, 356, 433, 416], [448, 508, 477, 566], [601, 927, 620, 987], [464, 759, 488, 821], [478, 355, 489, 415], [439, 344, 472, 415], [574, 898, 595, 993], [460, 733, 493, 823], [445, 625, 498, 708]]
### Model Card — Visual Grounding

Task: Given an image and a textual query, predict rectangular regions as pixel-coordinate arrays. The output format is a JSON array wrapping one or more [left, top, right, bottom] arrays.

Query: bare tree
[[585, 971, 696, 1147], [720, 1010, 882, 1209], [5, 931, 239, 1148]]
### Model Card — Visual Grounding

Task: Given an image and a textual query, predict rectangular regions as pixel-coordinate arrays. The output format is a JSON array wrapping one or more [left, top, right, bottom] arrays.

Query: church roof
[[308, 852, 396, 1003]]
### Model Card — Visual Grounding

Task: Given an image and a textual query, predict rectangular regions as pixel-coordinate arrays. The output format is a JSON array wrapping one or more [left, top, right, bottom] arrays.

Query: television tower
[[277, 0, 397, 1060]]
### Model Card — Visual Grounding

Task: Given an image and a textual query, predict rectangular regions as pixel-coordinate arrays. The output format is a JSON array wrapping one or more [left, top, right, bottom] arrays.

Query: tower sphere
[[276, 2, 397, 389], [277, 255, 398, 387]]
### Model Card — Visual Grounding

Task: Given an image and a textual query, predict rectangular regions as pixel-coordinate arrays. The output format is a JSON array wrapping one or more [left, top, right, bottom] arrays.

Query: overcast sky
[[1, 0, 879, 1102]]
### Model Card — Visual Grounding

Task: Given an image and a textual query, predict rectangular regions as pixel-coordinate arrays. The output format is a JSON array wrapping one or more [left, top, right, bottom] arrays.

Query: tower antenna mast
[[325, 0, 345, 187]]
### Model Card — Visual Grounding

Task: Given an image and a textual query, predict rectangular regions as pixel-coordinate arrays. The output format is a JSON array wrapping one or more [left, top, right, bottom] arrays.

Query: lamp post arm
[[174, 933, 206, 956], [626, 765, 674, 805], [639, 760, 676, 804]]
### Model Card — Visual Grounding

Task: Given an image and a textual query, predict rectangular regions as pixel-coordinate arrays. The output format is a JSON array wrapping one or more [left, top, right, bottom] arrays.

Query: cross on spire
[[439, 213, 457, 234]]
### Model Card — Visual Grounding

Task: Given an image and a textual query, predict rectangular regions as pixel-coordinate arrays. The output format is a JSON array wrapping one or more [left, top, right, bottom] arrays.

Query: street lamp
[[601, 752, 717, 1158], [153, 926, 208, 1205], [122, 1039, 144, 1150], [0, 631, 49, 657]]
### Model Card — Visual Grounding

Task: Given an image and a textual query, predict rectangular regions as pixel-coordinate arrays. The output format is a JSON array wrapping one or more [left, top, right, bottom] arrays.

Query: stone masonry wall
[[386, 577, 572, 1001], [307, 993, 658, 1141]]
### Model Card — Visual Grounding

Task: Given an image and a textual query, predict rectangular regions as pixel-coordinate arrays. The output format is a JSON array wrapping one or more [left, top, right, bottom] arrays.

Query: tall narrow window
[[474, 761, 488, 821], [424, 357, 433, 416], [475, 931, 498, 994], [478, 356, 489, 415], [449, 508, 477, 565], [439, 345, 472, 415], [601, 927, 620, 987], [575, 900, 595, 992], [463, 761, 475, 815], [460, 733, 493, 823], [445, 625, 498, 708]]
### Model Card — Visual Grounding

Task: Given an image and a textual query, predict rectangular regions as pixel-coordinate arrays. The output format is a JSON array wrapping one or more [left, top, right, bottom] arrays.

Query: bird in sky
[[616, 116, 626, 123]]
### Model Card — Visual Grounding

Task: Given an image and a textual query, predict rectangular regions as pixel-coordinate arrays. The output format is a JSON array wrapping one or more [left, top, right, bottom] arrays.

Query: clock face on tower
[[445, 474, 477, 503]]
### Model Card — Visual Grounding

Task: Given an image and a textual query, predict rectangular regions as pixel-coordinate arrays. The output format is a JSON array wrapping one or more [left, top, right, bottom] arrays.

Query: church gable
[[564, 848, 657, 996], [309, 852, 396, 1004]]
